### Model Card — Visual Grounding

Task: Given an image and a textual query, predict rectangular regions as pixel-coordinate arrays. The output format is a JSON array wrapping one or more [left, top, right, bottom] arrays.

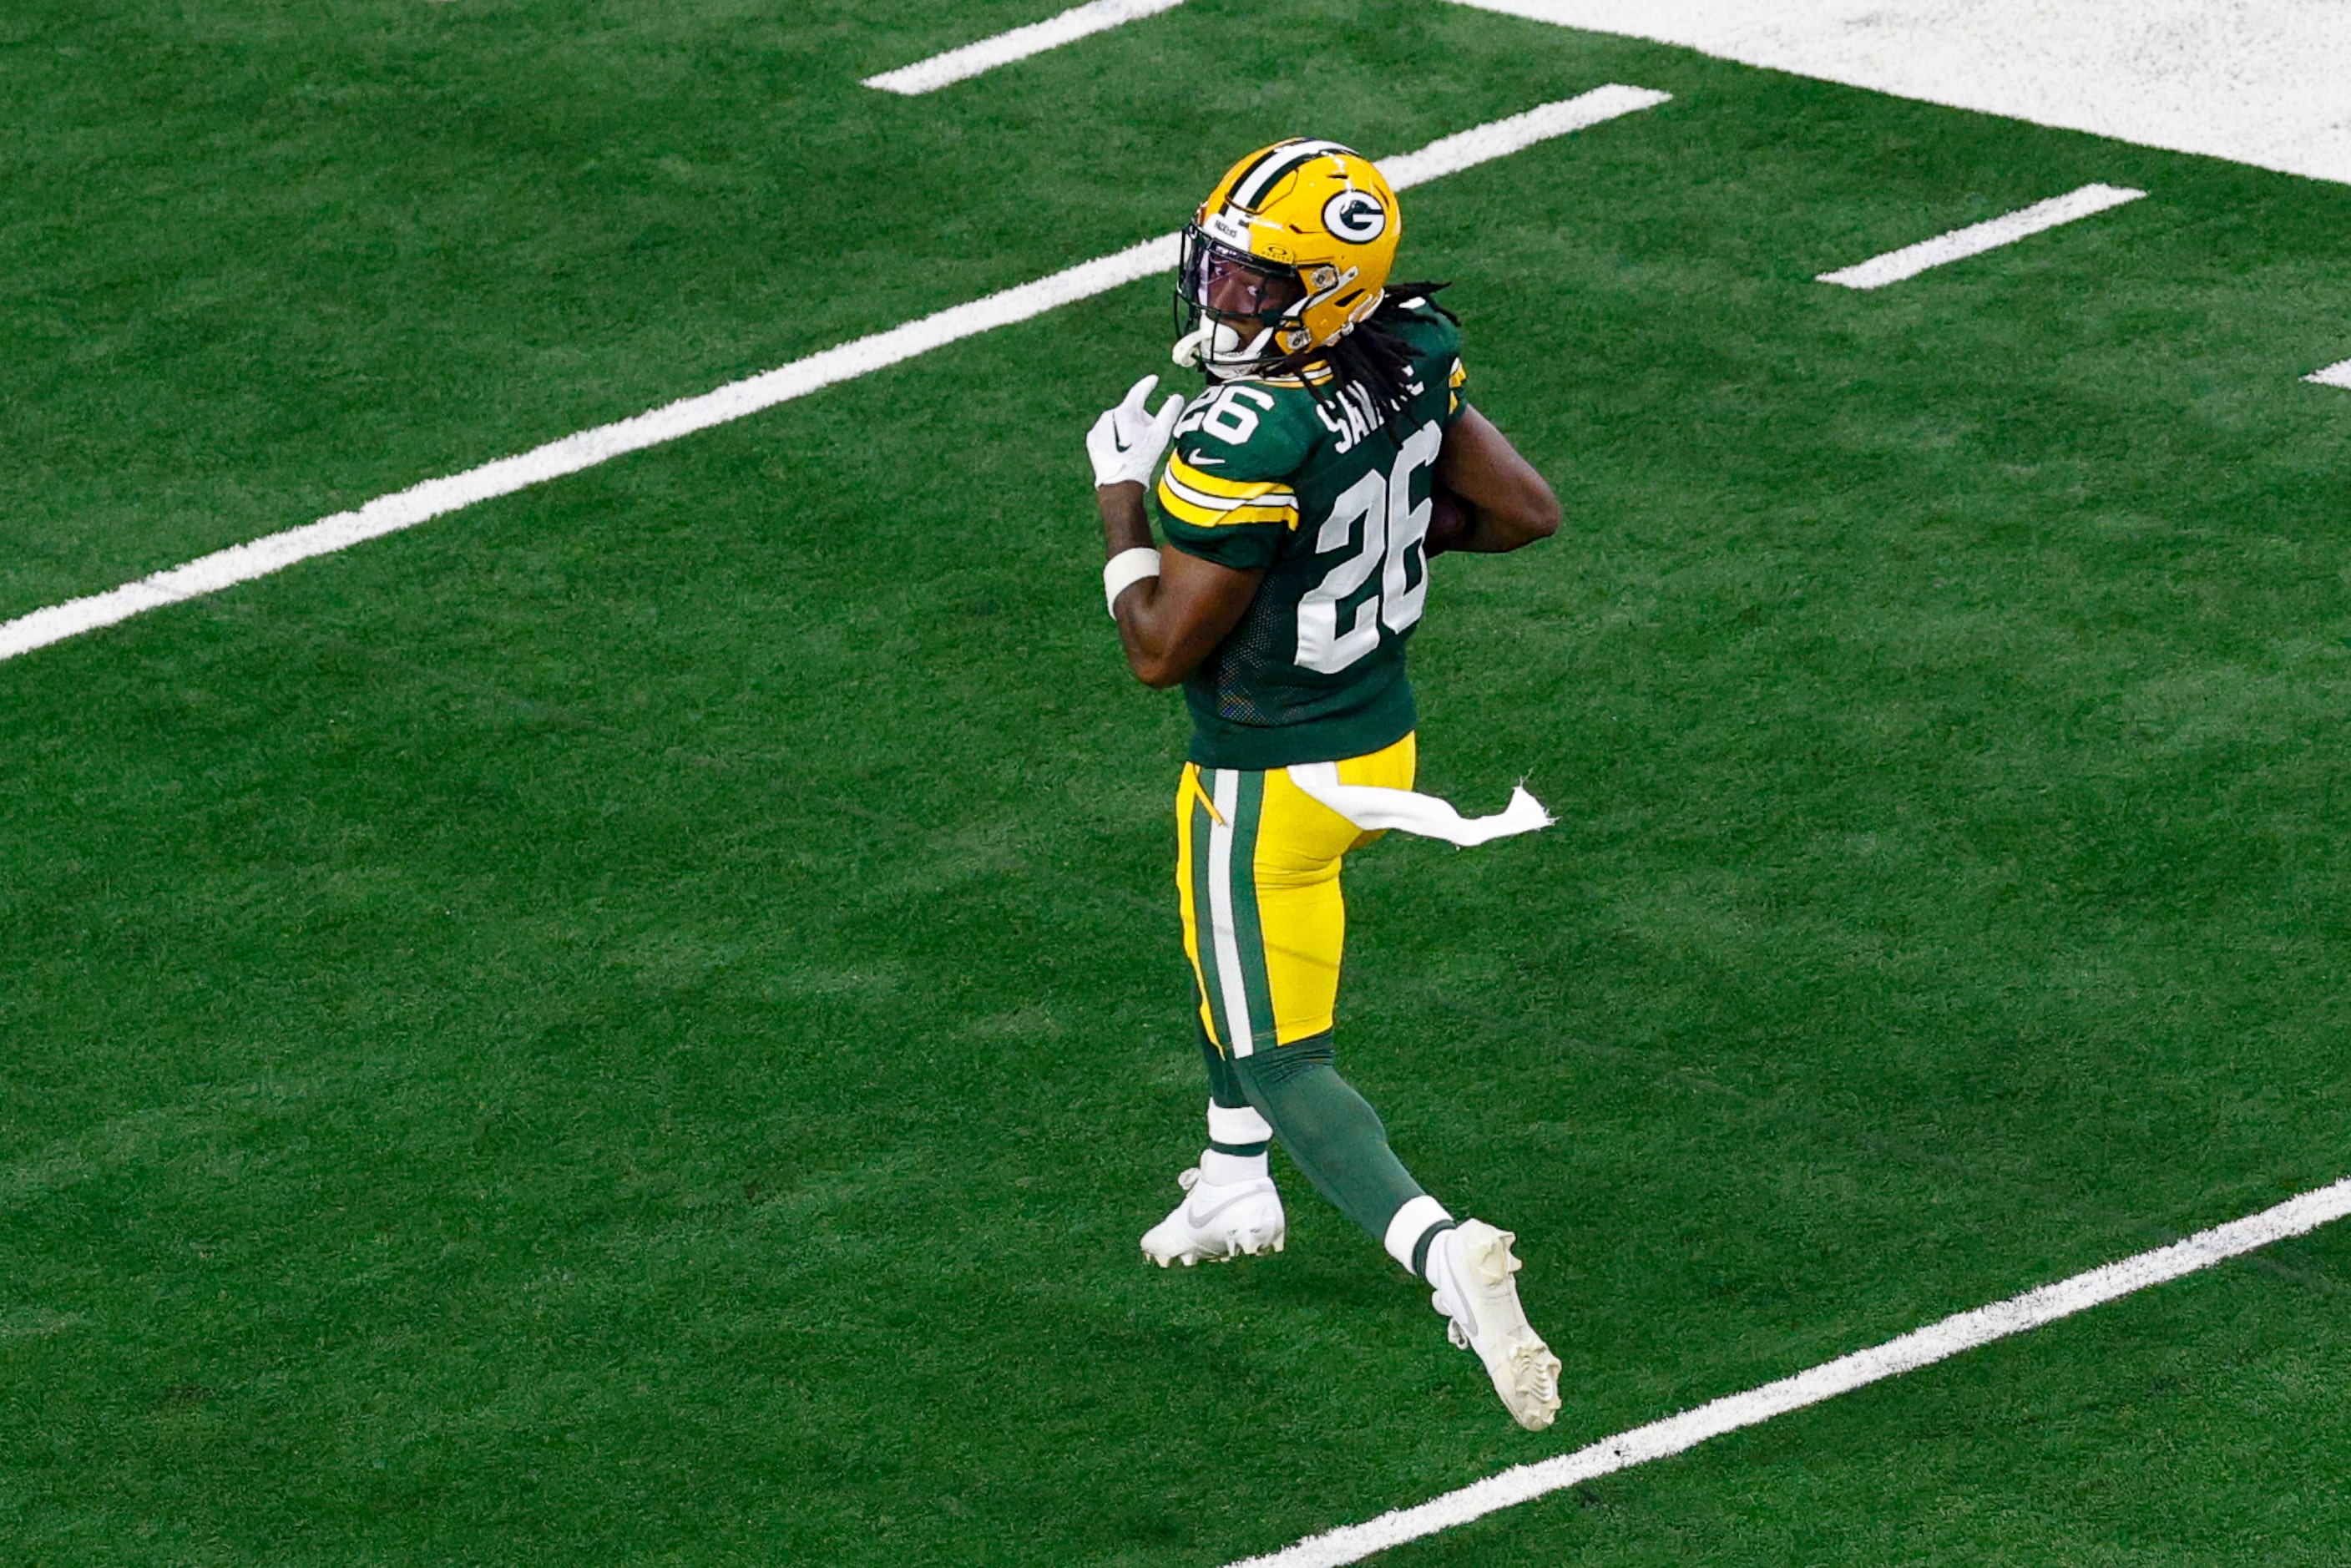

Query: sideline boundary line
[[1817, 184, 2146, 289], [1223, 1174, 2351, 1567], [0, 85, 1669, 667], [863, 0, 1187, 95]]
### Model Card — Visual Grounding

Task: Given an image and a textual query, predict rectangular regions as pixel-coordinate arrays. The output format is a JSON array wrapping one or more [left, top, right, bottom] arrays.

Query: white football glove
[[1086, 374, 1185, 489]]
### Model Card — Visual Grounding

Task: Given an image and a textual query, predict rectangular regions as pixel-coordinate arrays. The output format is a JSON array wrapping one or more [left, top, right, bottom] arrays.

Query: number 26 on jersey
[[1298, 419, 1442, 675]]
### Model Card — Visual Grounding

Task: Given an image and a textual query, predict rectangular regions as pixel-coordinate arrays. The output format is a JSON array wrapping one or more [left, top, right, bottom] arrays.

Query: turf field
[[7, 3, 2351, 1562]]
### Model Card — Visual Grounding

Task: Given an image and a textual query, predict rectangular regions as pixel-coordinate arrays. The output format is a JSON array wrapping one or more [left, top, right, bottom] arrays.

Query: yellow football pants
[[1175, 732, 1417, 1056]]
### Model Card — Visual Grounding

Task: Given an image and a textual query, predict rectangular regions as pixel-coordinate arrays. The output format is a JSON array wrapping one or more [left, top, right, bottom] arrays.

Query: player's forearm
[[1098, 480, 1154, 555], [1450, 486, 1560, 553], [1432, 406, 1561, 554], [1096, 481, 1186, 686], [1095, 482, 1265, 687]]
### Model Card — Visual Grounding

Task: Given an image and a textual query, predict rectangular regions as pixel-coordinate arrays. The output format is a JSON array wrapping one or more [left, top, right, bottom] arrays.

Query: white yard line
[[0, 85, 1669, 667], [862, 0, 1188, 95], [1224, 1173, 2351, 1568], [1816, 184, 2146, 290], [2305, 358, 2351, 389]]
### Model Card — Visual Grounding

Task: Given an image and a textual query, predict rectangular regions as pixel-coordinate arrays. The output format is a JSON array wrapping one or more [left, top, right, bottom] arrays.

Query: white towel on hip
[[1285, 761, 1554, 848]]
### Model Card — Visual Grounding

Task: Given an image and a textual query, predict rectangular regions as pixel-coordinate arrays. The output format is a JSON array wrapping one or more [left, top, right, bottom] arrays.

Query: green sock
[[1233, 1035, 1451, 1272]]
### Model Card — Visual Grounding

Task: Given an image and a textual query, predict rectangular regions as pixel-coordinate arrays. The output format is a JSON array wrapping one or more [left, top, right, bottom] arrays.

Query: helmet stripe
[[1220, 139, 1312, 205], [1227, 139, 1357, 210]]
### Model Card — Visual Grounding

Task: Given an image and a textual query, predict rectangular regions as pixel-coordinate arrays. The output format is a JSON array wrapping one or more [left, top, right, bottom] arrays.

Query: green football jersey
[[1154, 300, 1470, 770]]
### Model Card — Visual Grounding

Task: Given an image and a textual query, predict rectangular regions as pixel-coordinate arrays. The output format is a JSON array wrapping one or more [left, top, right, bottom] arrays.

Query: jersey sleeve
[[1444, 350, 1469, 426], [1392, 298, 1470, 428], [1153, 385, 1317, 573]]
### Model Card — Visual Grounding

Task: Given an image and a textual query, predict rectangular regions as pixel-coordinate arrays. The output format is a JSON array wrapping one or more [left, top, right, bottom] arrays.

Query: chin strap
[[1171, 317, 1283, 376], [1170, 321, 1215, 370]]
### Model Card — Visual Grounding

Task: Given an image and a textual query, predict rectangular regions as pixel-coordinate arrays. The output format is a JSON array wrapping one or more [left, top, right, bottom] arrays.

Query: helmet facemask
[[1173, 227, 1317, 380]]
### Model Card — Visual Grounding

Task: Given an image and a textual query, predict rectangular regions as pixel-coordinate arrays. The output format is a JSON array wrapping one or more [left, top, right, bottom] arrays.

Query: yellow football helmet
[[1174, 139, 1403, 379]]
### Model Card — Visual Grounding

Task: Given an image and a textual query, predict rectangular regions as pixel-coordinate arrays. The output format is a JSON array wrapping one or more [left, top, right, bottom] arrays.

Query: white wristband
[[1103, 547, 1161, 618]]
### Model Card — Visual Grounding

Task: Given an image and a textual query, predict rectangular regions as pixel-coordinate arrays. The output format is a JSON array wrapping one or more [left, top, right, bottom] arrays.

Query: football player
[[1083, 139, 1567, 1429]]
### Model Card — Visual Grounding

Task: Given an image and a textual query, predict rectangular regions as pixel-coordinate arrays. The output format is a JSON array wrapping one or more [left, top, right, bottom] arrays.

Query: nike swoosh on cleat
[[1185, 1192, 1264, 1227]]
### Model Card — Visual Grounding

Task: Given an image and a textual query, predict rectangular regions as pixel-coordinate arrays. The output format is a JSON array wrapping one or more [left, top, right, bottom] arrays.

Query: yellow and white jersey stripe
[[1155, 453, 1301, 530]]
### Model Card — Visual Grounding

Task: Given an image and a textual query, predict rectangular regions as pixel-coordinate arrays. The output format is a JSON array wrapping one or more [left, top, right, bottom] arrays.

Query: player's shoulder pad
[[1383, 296, 1467, 416], [1383, 294, 1464, 361], [1158, 379, 1316, 534], [1168, 377, 1320, 478]]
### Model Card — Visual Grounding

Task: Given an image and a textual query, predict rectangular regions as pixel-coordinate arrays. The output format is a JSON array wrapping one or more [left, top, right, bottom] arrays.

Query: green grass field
[[7, 2, 2351, 1562]]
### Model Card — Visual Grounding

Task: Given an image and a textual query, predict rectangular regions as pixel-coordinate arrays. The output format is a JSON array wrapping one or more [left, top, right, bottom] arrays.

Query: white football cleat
[[1140, 1166, 1286, 1267], [1427, 1219, 1563, 1431]]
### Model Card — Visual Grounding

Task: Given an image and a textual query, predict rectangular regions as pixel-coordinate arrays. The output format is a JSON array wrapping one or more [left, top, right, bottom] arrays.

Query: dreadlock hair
[[1267, 281, 1457, 438]]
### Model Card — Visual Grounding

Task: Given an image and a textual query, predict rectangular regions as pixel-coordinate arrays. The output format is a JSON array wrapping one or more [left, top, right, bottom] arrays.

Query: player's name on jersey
[[1314, 375, 1428, 453]]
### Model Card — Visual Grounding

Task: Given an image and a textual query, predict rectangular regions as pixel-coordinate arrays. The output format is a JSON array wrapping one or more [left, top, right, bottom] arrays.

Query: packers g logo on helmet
[[1173, 139, 1403, 379], [1322, 190, 1388, 244]]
